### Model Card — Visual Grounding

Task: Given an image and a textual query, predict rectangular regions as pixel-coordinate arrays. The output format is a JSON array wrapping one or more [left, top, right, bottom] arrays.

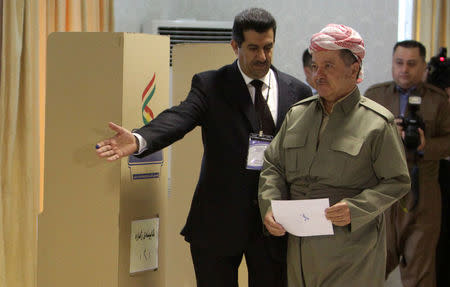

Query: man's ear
[[351, 62, 360, 78], [231, 40, 239, 56]]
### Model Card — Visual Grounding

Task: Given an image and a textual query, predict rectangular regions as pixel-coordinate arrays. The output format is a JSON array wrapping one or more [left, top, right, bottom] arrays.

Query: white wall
[[114, 0, 398, 94]]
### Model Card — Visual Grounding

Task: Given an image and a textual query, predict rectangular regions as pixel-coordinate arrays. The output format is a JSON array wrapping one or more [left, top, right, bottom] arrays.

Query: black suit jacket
[[136, 60, 311, 255]]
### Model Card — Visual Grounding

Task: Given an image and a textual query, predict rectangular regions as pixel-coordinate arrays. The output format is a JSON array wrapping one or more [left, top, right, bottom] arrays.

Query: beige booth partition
[[38, 32, 170, 287], [39, 35, 248, 287]]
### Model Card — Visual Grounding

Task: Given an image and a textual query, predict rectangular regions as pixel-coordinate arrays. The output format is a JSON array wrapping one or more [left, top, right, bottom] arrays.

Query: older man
[[365, 40, 450, 287], [258, 24, 410, 286]]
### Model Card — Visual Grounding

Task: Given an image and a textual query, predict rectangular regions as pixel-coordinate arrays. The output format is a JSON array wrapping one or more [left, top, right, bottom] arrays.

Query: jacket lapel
[[273, 67, 293, 131], [225, 61, 259, 133], [389, 83, 400, 117]]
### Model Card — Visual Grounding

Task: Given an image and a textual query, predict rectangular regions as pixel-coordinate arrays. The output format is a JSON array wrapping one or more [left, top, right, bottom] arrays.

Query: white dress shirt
[[237, 61, 279, 124]]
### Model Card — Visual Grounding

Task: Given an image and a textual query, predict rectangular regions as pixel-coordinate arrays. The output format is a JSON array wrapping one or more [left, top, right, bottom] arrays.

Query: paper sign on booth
[[129, 217, 159, 273]]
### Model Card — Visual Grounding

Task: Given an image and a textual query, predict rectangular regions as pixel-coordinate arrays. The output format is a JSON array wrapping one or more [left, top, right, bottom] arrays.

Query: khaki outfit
[[365, 81, 450, 287], [258, 88, 410, 287]]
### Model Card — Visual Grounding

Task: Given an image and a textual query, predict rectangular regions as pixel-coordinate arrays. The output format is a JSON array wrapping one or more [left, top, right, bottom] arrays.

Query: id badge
[[246, 133, 273, 170]]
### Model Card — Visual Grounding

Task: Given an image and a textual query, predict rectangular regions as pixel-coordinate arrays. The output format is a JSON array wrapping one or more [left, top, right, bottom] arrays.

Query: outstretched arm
[[95, 122, 138, 161]]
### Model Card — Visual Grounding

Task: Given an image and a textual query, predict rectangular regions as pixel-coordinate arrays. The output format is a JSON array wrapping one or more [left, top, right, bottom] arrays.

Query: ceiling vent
[[143, 20, 233, 66]]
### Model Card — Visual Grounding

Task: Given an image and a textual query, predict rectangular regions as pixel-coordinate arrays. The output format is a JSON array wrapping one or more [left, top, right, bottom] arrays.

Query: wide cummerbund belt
[[290, 184, 362, 206]]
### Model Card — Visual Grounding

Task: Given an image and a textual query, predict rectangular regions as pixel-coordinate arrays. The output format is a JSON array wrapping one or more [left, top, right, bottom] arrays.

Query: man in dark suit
[[96, 7, 311, 287]]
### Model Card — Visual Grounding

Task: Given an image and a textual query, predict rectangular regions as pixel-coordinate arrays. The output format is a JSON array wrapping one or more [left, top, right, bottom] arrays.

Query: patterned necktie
[[396, 86, 416, 117], [251, 80, 275, 136]]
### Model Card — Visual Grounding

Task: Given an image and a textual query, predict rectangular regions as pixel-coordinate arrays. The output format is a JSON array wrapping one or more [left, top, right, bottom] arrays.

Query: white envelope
[[271, 199, 334, 237]]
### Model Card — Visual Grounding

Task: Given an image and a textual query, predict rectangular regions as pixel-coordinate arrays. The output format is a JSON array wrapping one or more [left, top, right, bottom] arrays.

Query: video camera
[[427, 47, 450, 89], [399, 95, 425, 150]]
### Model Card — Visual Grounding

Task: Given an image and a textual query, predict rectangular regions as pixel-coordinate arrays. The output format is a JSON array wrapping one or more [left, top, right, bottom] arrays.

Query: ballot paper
[[271, 199, 334, 237]]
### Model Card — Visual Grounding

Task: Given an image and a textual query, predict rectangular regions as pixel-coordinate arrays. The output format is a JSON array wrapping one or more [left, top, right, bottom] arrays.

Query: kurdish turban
[[309, 24, 365, 83]]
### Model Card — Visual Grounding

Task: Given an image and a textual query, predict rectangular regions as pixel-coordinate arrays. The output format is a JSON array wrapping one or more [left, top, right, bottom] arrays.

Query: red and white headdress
[[309, 24, 365, 83]]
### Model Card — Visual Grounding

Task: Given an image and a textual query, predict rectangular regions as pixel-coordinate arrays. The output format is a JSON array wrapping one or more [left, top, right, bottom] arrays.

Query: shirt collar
[[396, 85, 416, 94], [395, 81, 425, 95], [318, 87, 360, 115]]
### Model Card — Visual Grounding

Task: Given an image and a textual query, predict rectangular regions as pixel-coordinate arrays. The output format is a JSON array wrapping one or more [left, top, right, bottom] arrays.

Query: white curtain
[[0, 1, 40, 286], [414, 0, 450, 59], [0, 1, 113, 286]]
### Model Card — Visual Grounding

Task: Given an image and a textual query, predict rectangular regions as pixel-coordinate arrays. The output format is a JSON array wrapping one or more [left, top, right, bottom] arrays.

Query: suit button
[[252, 199, 258, 206]]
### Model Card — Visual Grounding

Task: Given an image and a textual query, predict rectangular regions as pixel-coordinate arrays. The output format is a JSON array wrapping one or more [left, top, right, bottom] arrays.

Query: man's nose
[[400, 63, 408, 73], [256, 49, 266, 62], [314, 66, 325, 77]]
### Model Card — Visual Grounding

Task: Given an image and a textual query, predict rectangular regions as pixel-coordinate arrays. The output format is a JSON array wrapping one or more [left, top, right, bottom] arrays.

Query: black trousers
[[190, 235, 285, 287]]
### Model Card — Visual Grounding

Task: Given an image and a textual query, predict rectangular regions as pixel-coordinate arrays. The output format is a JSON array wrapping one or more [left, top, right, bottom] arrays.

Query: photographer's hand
[[417, 128, 426, 151], [394, 118, 405, 139]]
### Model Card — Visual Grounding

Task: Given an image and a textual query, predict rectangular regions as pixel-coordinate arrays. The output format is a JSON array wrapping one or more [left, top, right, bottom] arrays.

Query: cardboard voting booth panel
[[39, 34, 243, 287], [38, 32, 169, 287]]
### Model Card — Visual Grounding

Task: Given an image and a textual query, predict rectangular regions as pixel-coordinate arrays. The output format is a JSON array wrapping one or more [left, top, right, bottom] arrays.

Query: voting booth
[[38, 32, 170, 287], [38, 32, 241, 287]]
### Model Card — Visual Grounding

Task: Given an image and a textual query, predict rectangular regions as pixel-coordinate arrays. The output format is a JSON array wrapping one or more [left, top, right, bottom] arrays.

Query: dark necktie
[[251, 80, 275, 136], [396, 86, 416, 117]]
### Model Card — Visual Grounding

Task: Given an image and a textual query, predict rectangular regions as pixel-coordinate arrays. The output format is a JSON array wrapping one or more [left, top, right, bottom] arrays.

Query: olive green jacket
[[258, 88, 410, 287]]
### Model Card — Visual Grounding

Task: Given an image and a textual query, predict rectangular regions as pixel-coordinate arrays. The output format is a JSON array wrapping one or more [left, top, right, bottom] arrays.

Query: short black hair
[[232, 8, 276, 47], [302, 49, 312, 67], [394, 40, 426, 60]]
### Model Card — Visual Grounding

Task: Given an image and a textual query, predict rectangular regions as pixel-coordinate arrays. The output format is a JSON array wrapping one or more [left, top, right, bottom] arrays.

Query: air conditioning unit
[[143, 19, 233, 66]]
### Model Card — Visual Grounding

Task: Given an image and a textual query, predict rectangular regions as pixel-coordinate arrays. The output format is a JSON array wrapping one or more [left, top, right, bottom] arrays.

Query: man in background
[[96, 7, 311, 287], [302, 48, 317, 94], [365, 40, 450, 287]]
